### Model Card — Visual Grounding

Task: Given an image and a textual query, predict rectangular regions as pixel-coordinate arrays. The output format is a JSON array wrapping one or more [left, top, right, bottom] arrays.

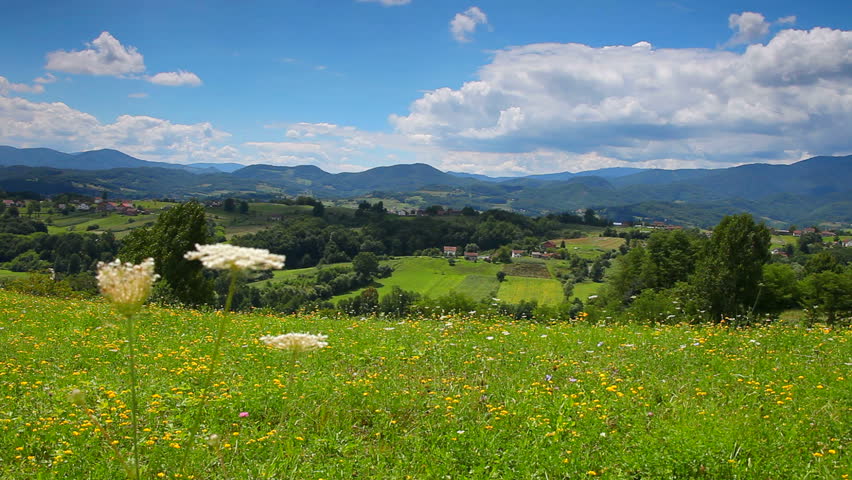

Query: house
[[771, 248, 790, 257], [443, 246, 458, 257], [77, 203, 91, 211], [844, 240, 852, 248], [792, 230, 802, 237], [464, 251, 479, 261], [774, 229, 791, 236], [2, 199, 15, 207], [820, 231, 836, 237], [531, 251, 544, 258], [511, 249, 524, 258], [541, 240, 557, 249], [803, 227, 816, 234]]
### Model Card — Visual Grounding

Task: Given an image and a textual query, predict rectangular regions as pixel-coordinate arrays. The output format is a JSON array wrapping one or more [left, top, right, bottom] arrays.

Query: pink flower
[[239, 412, 249, 418]]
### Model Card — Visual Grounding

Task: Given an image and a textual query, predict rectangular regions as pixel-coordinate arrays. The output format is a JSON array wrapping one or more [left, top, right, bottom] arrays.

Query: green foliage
[[758, 263, 800, 312], [496, 271, 506, 283], [692, 214, 771, 319], [120, 200, 213, 306], [378, 286, 420, 317], [3, 250, 50, 272], [7, 273, 76, 298], [352, 252, 379, 278], [799, 269, 852, 324]]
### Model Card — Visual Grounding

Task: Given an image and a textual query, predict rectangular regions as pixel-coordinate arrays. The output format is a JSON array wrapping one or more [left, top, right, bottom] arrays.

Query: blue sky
[[1, 0, 850, 175]]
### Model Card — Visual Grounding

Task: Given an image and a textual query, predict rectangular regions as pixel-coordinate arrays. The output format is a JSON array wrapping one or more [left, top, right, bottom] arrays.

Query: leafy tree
[[799, 269, 852, 324], [238, 200, 249, 215], [496, 271, 506, 282], [464, 243, 480, 253], [804, 251, 841, 275], [223, 198, 236, 212], [352, 251, 379, 278], [120, 200, 213, 305], [312, 201, 325, 217], [692, 214, 771, 319], [562, 280, 575, 300], [493, 246, 512, 263], [379, 286, 419, 317], [758, 263, 799, 312], [646, 230, 702, 289], [797, 231, 822, 253]]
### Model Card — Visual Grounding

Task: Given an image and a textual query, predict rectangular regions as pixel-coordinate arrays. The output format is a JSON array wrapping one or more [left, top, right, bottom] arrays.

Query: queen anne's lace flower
[[260, 333, 328, 352], [97, 258, 159, 316], [184, 244, 285, 271]]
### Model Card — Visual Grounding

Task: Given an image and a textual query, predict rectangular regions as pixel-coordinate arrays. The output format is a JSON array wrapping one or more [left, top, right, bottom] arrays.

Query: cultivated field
[[0, 291, 848, 479]]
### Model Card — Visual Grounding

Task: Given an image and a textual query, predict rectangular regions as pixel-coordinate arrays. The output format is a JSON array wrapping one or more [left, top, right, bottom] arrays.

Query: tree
[[312, 201, 325, 217], [223, 198, 236, 212], [238, 200, 249, 215], [799, 269, 852, 324], [692, 214, 771, 319], [562, 279, 575, 300], [493, 246, 512, 264], [496, 271, 506, 282], [352, 251, 379, 278], [464, 243, 480, 253], [120, 200, 213, 305]]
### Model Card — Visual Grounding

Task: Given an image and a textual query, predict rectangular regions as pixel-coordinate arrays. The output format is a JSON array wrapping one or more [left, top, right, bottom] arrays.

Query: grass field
[[0, 290, 848, 479], [496, 276, 564, 305], [0, 269, 26, 281], [553, 236, 625, 259], [334, 257, 502, 302]]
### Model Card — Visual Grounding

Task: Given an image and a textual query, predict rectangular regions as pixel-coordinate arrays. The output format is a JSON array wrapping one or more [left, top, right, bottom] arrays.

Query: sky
[[0, 0, 850, 176]]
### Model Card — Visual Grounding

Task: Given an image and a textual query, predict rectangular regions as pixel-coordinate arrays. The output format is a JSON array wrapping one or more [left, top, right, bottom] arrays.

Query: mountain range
[[0, 145, 850, 227]]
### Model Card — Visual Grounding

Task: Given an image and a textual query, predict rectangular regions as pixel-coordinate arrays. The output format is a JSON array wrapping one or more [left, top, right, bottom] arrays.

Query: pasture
[[0, 290, 848, 479]]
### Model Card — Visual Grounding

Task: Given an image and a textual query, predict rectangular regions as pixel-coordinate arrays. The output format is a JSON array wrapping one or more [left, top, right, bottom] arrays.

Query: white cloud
[[390, 26, 852, 169], [357, 0, 411, 6], [450, 7, 488, 43], [46, 32, 146, 76], [147, 70, 203, 87], [776, 15, 797, 25], [727, 12, 770, 45], [34, 73, 57, 84], [0, 76, 45, 95], [128, 92, 149, 99], [0, 96, 232, 164]]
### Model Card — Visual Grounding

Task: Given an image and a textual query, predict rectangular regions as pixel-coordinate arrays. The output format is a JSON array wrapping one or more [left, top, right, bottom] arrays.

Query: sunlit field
[[0, 290, 849, 479]]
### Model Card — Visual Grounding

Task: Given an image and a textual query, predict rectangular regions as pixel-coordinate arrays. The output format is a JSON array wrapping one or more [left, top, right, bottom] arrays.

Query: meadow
[[0, 290, 848, 479]]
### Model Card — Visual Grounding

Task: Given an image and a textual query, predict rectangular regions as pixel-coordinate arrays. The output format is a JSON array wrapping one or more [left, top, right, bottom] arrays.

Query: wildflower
[[260, 333, 328, 352], [97, 258, 159, 316], [184, 243, 285, 271], [239, 412, 249, 418]]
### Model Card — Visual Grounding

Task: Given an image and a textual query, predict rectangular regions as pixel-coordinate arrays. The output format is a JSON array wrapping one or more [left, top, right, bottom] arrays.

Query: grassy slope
[[0, 290, 848, 479], [334, 257, 502, 302]]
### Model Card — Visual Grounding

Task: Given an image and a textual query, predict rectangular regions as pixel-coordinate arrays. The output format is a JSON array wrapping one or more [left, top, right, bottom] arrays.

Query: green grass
[[0, 290, 849, 479], [496, 276, 565, 305], [334, 257, 502, 302], [0, 269, 26, 281], [554, 236, 624, 259], [572, 281, 603, 302]]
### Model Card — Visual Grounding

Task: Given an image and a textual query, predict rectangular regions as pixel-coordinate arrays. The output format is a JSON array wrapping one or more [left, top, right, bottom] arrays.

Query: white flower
[[184, 243, 285, 271], [97, 258, 159, 316], [260, 333, 328, 352]]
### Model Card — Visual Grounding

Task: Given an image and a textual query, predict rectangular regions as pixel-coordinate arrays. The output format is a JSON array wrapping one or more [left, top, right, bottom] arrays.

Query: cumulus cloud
[[45, 32, 201, 87], [147, 70, 203, 87], [34, 73, 57, 84], [0, 96, 232, 164], [727, 12, 770, 45], [390, 26, 852, 169], [357, 0, 411, 6], [46, 32, 146, 76], [0, 76, 45, 95], [776, 15, 797, 25], [450, 7, 488, 43]]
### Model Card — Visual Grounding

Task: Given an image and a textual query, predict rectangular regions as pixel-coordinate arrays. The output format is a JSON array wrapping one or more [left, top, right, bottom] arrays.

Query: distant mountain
[[1, 145, 849, 226], [0, 145, 237, 173], [185, 162, 246, 173]]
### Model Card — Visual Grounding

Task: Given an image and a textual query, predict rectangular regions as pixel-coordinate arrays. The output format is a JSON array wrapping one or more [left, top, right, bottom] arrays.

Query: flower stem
[[125, 313, 141, 480], [179, 270, 238, 474]]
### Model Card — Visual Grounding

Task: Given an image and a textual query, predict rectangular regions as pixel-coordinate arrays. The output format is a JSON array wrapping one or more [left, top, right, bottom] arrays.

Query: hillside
[[1, 145, 850, 226]]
